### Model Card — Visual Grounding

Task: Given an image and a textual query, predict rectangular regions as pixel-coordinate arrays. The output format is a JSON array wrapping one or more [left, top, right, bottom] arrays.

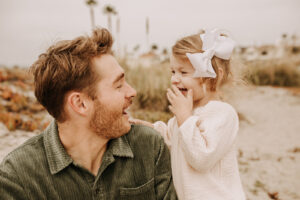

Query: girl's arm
[[178, 102, 239, 172], [153, 120, 173, 148], [130, 118, 173, 148]]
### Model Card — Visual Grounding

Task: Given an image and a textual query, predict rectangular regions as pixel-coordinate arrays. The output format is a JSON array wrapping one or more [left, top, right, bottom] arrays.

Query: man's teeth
[[123, 108, 129, 114]]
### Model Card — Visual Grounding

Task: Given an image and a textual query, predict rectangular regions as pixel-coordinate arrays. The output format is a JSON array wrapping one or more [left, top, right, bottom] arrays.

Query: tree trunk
[[90, 7, 95, 29], [108, 14, 112, 32], [116, 17, 121, 58]]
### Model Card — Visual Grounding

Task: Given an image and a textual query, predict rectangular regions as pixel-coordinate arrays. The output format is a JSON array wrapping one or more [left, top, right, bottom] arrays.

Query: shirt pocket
[[119, 178, 155, 200]]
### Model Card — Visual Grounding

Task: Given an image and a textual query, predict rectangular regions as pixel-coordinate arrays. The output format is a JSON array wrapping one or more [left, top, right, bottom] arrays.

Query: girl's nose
[[171, 74, 180, 84]]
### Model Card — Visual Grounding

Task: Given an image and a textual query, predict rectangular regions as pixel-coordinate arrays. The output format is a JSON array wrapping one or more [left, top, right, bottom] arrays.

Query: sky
[[0, 0, 299, 67]]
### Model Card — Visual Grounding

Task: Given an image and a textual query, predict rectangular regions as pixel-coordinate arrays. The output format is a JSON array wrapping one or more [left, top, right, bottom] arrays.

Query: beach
[[1, 85, 300, 200]]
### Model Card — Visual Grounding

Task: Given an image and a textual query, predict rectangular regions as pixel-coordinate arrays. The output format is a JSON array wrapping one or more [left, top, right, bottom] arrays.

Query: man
[[0, 28, 177, 199]]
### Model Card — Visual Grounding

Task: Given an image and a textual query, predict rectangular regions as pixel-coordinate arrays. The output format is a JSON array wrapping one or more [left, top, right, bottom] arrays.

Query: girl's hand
[[129, 118, 154, 128], [167, 85, 193, 126]]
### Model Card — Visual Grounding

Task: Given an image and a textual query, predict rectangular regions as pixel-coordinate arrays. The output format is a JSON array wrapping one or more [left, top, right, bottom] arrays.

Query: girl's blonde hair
[[172, 31, 232, 91]]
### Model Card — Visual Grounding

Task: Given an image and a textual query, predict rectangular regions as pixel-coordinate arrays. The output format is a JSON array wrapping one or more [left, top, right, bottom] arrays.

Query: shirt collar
[[43, 120, 134, 175], [43, 120, 73, 175], [109, 133, 134, 158]]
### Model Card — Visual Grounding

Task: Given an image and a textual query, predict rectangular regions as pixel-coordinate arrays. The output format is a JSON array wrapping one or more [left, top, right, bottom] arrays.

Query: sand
[[231, 86, 300, 200], [1, 86, 299, 200]]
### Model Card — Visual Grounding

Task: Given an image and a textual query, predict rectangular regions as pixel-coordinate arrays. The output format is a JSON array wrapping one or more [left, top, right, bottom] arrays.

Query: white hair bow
[[186, 29, 235, 78]]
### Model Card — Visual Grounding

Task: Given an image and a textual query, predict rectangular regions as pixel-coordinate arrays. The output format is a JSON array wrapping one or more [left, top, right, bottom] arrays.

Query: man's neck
[[57, 121, 109, 176]]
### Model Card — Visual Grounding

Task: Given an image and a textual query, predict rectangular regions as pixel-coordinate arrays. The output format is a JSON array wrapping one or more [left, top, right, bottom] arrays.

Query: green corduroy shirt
[[0, 121, 177, 200]]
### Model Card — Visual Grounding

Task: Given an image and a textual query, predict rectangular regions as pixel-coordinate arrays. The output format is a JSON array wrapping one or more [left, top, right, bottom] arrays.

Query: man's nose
[[126, 83, 137, 98]]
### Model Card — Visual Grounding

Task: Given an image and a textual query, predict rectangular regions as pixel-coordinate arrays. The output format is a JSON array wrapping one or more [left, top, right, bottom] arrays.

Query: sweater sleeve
[[153, 118, 174, 149], [178, 102, 239, 172]]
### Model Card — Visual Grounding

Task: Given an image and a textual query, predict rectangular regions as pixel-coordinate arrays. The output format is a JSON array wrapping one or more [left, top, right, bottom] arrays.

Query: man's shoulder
[[0, 133, 45, 171], [126, 124, 163, 141], [124, 124, 165, 152]]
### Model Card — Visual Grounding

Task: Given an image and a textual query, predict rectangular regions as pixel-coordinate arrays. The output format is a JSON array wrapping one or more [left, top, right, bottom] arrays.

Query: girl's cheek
[[181, 76, 189, 83]]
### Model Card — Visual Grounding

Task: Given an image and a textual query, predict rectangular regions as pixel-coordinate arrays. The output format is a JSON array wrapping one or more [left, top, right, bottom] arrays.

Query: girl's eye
[[181, 71, 187, 74], [117, 84, 122, 89], [171, 70, 175, 74]]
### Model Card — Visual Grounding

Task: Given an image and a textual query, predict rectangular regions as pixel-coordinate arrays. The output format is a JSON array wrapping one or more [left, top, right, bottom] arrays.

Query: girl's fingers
[[187, 89, 193, 100], [171, 85, 182, 96], [128, 119, 136, 124], [129, 118, 141, 124], [166, 92, 170, 102], [168, 105, 175, 114], [167, 88, 176, 100], [167, 92, 173, 104]]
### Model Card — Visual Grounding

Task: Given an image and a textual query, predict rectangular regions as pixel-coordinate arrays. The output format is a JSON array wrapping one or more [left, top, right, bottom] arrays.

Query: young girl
[[132, 29, 245, 200]]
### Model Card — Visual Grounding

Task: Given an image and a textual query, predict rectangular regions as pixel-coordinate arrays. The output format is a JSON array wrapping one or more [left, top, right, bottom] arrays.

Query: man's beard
[[89, 100, 131, 139]]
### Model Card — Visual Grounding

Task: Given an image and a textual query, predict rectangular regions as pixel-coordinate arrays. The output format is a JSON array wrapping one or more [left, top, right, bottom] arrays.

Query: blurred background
[[0, 0, 300, 199]]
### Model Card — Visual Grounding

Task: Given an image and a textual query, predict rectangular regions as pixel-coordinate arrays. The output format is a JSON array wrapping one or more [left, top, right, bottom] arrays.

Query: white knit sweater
[[154, 101, 246, 200]]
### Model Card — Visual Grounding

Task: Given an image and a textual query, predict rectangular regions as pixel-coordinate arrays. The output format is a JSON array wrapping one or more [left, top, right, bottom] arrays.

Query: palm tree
[[161, 48, 169, 62], [133, 44, 140, 52], [146, 17, 149, 50], [103, 5, 117, 32], [116, 17, 121, 58], [151, 44, 158, 52], [85, 0, 98, 29], [162, 48, 168, 55]]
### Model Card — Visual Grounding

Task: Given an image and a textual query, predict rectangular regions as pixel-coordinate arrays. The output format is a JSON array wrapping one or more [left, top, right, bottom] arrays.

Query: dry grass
[[130, 109, 172, 123], [120, 61, 173, 122], [1, 55, 300, 128], [120, 59, 172, 108], [243, 59, 300, 86], [120, 57, 300, 122]]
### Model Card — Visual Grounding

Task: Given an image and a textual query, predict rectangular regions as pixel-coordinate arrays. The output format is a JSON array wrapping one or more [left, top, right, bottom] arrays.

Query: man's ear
[[66, 92, 91, 116]]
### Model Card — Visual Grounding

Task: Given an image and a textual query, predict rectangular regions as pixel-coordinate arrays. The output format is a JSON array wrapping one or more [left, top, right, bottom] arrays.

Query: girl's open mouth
[[178, 87, 188, 92]]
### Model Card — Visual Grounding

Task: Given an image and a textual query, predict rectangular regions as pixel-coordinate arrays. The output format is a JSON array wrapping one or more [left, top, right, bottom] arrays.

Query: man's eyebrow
[[113, 72, 124, 84]]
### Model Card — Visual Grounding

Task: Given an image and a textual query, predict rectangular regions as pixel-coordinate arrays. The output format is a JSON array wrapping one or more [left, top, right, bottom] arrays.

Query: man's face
[[89, 54, 136, 139]]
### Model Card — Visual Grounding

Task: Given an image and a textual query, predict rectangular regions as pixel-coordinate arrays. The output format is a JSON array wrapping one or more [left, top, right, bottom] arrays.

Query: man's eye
[[171, 70, 175, 74], [117, 84, 122, 89], [182, 71, 187, 74]]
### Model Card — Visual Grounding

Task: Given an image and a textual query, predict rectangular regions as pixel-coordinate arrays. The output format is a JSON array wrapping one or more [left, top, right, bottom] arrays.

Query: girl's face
[[170, 54, 205, 104]]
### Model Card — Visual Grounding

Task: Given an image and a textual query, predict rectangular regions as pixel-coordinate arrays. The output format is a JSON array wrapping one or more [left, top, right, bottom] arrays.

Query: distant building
[[236, 33, 300, 62]]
